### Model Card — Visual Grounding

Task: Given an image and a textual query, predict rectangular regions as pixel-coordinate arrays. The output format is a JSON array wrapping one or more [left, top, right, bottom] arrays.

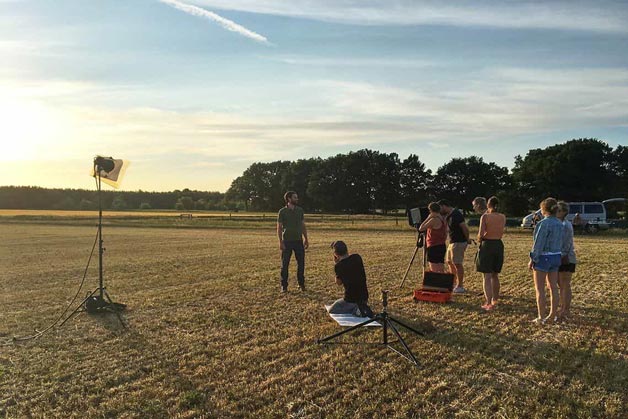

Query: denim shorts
[[533, 253, 561, 273]]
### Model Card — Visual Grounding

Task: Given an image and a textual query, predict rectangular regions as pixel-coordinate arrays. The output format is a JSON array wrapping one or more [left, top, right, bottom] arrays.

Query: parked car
[[520, 201, 611, 233], [521, 210, 541, 229]]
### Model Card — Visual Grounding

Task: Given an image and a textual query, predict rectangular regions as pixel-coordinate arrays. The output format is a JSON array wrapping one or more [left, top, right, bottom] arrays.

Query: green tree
[[610, 145, 628, 196], [433, 156, 511, 212], [178, 196, 194, 211], [512, 138, 615, 206], [111, 195, 127, 210], [79, 199, 93, 210], [399, 154, 432, 207], [372, 152, 401, 213]]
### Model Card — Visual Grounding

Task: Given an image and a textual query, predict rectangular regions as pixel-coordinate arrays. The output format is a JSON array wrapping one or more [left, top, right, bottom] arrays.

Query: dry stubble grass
[[0, 222, 627, 418]]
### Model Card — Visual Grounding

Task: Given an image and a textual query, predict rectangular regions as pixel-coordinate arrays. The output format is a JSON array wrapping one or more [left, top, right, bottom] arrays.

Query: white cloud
[[263, 55, 433, 69], [309, 67, 628, 138], [158, 0, 271, 44], [191, 0, 628, 33], [2, 68, 627, 190]]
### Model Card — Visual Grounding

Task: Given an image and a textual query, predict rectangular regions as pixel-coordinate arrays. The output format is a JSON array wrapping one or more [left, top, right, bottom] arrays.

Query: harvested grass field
[[1, 220, 627, 418], [0, 209, 410, 231]]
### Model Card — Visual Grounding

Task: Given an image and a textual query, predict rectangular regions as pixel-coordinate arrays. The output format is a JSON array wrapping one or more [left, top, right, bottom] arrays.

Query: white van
[[520, 201, 610, 232]]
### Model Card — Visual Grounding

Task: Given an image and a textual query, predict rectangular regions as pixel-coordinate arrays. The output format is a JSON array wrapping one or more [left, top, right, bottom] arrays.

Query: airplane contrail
[[159, 0, 271, 45]]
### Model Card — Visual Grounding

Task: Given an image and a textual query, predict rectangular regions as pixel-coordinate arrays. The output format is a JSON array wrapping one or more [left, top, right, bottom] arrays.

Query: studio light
[[63, 156, 131, 323]]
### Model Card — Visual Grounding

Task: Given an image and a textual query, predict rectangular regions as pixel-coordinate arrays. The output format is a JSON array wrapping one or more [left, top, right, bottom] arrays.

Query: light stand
[[317, 290, 425, 366], [399, 228, 424, 288], [60, 157, 127, 327]]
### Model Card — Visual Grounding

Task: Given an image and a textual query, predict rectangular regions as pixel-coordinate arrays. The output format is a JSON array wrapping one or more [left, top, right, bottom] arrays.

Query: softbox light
[[91, 156, 130, 189]]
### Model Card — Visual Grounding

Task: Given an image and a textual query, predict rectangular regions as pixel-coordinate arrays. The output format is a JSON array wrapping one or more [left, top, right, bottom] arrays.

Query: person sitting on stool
[[328, 241, 373, 317]]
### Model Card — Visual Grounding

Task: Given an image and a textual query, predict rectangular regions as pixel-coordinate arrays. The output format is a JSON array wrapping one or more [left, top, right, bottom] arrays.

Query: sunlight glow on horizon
[[1, 1, 626, 192]]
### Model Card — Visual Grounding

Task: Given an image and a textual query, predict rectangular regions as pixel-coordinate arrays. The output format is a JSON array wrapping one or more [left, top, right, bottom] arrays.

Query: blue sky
[[1, 0, 627, 191]]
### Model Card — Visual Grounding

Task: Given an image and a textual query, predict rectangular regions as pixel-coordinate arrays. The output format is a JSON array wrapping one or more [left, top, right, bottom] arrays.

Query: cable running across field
[[8, 178, 101, 343]]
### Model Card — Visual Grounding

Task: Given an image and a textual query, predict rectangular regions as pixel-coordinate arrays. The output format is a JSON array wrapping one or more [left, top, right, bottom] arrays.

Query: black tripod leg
[[58, 288, 99, 327], [387, 320, 419, 365], [101, 290, 127, 328], [389, 316, 425, 336], [399, 246, 419, 288], [317, 316, 380, 343]]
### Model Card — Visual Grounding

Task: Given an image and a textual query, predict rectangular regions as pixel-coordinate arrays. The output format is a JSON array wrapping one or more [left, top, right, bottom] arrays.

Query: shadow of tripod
[[317, 290, 425, 366]]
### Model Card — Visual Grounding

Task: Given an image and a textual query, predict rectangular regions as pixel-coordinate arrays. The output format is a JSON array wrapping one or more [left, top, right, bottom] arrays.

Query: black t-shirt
[[334, 254, 369, 303], [447, 209, 467, 243]]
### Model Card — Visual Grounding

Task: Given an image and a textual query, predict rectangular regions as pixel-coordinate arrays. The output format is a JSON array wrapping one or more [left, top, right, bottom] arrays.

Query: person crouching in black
[[328, 241, 373, 317]]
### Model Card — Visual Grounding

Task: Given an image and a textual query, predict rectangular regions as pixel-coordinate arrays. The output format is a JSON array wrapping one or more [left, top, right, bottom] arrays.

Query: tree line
[[226, 139, 627, 216], [0, 187, 234, 212], [1, 139, 626, 216]]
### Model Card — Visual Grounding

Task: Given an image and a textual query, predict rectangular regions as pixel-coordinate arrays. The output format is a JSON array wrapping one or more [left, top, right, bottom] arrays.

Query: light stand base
[[317, 310, 424, 366], [60, 287, 126, 328]]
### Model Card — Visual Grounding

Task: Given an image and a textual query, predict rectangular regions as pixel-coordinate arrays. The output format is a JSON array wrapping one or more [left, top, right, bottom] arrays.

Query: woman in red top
[[419, 202, 448, 272]]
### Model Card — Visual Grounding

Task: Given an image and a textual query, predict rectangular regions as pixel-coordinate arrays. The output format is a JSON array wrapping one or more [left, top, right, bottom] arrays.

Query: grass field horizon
[[1, 220, 627, 417]]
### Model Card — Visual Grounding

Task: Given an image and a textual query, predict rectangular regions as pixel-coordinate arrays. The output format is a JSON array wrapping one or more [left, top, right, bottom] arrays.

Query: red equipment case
[[413, 243, 454, 303]]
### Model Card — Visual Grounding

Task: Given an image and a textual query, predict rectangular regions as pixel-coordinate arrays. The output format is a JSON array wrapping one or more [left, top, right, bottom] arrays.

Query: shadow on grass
[[423, 321, 628, 396]]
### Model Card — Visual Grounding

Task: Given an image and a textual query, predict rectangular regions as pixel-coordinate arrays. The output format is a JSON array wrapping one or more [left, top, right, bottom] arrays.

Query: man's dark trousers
[[281, 240, 305, 289]]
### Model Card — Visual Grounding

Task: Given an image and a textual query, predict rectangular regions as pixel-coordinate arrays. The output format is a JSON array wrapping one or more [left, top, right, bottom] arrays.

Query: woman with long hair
[[528, 197, 563, 324]]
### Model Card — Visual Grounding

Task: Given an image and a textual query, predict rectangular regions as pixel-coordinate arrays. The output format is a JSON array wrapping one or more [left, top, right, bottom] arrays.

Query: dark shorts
[[559, 263, 576, 273], [476, 239, 504, 273], [427, 244, 446, 264]]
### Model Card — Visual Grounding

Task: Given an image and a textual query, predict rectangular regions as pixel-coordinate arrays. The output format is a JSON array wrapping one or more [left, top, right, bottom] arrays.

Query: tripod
[[399, 228, 424, 288], [60, 160, 126, 327], [317, 291, 424, 365]]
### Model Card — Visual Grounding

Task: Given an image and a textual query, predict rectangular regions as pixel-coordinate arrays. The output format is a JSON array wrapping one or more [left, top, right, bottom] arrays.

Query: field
[[1, 218, 627, 418]]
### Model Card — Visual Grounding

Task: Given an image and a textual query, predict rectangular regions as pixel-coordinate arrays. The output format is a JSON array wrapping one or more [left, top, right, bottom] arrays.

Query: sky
[[1, 0, 627, 192]]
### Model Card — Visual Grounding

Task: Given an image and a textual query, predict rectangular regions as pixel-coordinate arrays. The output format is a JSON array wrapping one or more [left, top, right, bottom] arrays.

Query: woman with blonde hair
[[528, 197, 563, 324], [476, 196, 506, 311], [557, 201, 576, 321]]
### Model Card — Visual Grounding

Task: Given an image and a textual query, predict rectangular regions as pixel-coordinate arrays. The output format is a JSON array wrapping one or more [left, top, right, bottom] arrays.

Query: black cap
[[330, 240, 348, 255]]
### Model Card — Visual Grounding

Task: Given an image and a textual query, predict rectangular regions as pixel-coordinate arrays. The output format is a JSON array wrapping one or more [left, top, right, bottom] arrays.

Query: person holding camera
[[277, 191, 309, 293], [439, 199, 471, 293], [327, 241, 372, 317], [418, 202, 447, 273]]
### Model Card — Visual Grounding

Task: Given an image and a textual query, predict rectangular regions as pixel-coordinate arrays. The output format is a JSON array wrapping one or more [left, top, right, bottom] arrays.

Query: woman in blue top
[[528, 197, 563, 324]]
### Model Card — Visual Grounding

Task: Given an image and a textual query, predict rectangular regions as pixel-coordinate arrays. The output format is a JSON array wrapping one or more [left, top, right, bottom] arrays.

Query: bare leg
[[447, 261, 457, 283], [455, 263, 464, 288], [558, 271, 573, 318], [491, 273, 500, 304], [429, 262, 445, 272], [533, 270, 547, 319], [483, 273, 493, 305], [546, 271, 559, 321]]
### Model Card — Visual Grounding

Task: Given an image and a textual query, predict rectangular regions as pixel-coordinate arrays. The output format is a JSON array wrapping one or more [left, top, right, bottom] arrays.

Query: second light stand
[[317, 290, 424, 366]]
